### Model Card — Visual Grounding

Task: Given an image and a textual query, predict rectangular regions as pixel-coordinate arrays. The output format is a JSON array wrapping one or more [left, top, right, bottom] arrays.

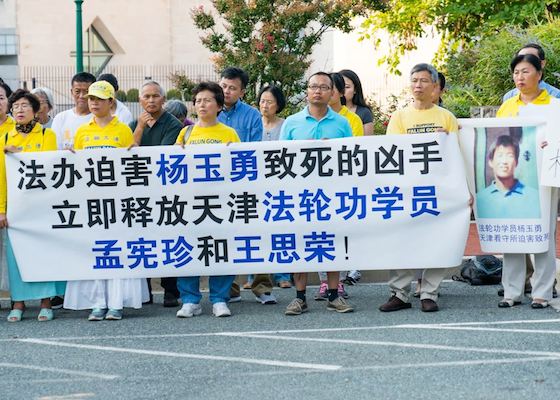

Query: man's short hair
[[410, 63, 438, 83], [488, 135, 520, 163], [307, 71, 334, 88], [519, 43, 545, 61], [97, 73, 119, 91], [71, 72, 96, 86], [192, 81, 225, 109], [141, 80, 165, 97], [220, 67, 249, 89]]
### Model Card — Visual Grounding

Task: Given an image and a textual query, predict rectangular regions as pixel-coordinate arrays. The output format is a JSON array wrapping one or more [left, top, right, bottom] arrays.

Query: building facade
[[1, 0, 438, 109]]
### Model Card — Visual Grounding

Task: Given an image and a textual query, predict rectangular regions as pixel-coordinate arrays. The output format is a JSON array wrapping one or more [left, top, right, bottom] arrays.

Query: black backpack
[[452, 255, 502, 285]]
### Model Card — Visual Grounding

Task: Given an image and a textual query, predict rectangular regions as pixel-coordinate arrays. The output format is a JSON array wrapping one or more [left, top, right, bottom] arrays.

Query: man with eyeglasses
[[51, 72, 96, 150], [379, 63, 459, 313], [280, 71, 354, 315]]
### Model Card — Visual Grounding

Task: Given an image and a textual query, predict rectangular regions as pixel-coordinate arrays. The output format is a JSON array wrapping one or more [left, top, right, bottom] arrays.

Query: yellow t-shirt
[[176, 123, 240, 145], [386, 104, 459, 135], [0, 115, 15, 137], [496, 89, 552, 118], [73, 116, 134, 150], [338, 106, 364, 136], [0, 123, 57, 212]]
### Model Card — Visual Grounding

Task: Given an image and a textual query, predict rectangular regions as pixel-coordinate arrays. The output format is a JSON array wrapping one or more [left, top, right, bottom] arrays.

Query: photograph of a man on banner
[[458, 117, 550, 255], [475, 127, 540, 219]]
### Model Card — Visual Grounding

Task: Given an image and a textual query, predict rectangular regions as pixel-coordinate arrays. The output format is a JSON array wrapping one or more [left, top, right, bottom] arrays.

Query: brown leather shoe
[[278, 280, 292, 289], [379, 296, 411, 312], [421, 299, 439, 312]]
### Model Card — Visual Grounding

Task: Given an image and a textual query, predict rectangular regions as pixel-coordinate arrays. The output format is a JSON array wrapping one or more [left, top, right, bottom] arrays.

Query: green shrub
[[169, 73, 197, 101], [126, 88, 139, 102], [166, 89, 183, 100], [115, 90, 127, 102]]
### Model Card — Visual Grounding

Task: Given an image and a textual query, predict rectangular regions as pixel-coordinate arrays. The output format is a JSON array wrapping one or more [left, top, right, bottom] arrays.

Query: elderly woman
[[164, 99, 194, 127], [175, 82, 240, 318], [30, 87, 55, 128], [256, 85, 292, 289], [495, 53, 558, 309], [0, 89, 65, 321]]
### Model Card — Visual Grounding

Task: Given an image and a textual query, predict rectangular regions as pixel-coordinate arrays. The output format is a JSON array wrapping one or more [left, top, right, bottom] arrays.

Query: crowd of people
[[0, 41, 558, 322]]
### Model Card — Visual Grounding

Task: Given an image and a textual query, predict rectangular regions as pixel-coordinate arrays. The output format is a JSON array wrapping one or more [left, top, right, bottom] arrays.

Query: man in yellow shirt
[[387, 65, 458, 135], [380, 63, 459, 313]]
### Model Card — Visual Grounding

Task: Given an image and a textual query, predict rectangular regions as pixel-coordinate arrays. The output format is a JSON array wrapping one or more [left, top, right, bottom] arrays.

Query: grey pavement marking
[[398, 325, 560, 334], [0, 362, 118, 380], [222, 332, 560, 358], [18, 338, 342, 371]]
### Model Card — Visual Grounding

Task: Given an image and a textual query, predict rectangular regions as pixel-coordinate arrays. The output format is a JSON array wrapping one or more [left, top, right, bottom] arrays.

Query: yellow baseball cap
[[87, 80, 115, 99]]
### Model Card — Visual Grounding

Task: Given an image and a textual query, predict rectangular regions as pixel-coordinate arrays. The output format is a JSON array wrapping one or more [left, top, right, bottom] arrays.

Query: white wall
[[14, 0, 214, 67]]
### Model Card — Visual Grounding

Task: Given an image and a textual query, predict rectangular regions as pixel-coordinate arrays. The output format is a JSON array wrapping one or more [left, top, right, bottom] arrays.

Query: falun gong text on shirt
[[6, 134, 470, 281]]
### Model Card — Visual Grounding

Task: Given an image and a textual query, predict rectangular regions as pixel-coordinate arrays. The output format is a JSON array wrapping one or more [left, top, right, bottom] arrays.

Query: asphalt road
[[1, 281, 560, 400]]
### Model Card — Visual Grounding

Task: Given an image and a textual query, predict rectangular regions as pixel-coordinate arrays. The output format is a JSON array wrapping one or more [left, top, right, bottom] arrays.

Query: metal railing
[[20, 64, 219, 114]]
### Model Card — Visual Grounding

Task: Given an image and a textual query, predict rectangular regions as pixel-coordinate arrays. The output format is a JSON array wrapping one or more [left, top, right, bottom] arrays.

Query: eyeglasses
[[12, 103, 32, 111], [307, 85, 332, 92], [259, 99, 276, 105]]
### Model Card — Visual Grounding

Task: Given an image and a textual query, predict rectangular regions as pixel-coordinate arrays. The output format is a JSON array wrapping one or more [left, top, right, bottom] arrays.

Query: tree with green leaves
[[190, 0, 366, 110], [361, 0, 560, 74]]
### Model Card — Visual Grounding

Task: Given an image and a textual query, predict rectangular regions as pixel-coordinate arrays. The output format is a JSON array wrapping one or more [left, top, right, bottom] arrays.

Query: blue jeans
[[177, 275, 235, 304], [273, 273, 291, 283]]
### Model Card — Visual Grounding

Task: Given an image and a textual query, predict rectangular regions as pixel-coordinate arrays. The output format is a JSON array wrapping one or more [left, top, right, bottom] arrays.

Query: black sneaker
[[163, 292, 179, 308], [51, 296, 64, 309]]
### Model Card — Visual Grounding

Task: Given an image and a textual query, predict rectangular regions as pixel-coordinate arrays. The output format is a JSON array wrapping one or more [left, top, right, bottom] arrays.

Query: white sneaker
[[176, 303, 202, 318], [212, 302, 232, 317], [255, 293, 277, 305]]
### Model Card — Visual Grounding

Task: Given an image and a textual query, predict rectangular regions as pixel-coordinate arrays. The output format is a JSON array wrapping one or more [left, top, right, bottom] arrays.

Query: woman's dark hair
[[8, 89, 40, 113], [510, 54, 542, 73], [192, 82, 225, 109], [257, 85, 286, 114], [0, 81, 13, 99], [437, 72, 446, 91], [339, 69, 370, 110], [330, 72, 346, 105]]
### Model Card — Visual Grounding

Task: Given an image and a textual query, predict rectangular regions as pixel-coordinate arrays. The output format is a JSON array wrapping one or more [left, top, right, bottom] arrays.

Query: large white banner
[[7, 133, 470, 281], [459, 117, 551, 254], [527, 101, 560, 187]]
